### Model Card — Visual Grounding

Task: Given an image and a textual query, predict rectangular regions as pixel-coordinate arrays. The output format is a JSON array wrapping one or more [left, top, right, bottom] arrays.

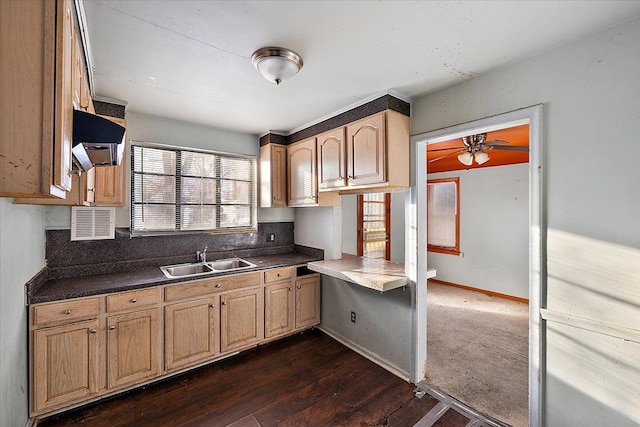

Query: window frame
[[427, 177, 460, 255], [130, 141, 257, 237], [357, 192, 391, 260]]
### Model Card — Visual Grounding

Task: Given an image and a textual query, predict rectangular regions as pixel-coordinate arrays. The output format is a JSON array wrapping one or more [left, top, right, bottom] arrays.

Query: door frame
[[408, 104, 544, 426]]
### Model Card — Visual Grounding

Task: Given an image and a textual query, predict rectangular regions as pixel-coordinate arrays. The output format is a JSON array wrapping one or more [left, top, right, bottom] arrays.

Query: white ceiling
[[82, 0, 640, 136]]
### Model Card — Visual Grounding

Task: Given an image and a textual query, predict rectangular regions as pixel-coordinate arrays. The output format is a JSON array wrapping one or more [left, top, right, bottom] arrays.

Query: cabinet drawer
[[164, 272, 261, 302], [264, 267, 293, 284], [33, 297, 100, 327], [107, 288, 159, 313]]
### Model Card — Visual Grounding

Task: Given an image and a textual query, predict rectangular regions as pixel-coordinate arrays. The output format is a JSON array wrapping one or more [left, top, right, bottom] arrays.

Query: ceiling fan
[[428, 133, 529, 166]]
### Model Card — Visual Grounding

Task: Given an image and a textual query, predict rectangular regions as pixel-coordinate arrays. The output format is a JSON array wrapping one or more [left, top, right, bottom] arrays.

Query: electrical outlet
[[267, 233, 275, 242], [350, 311, 356, 323]]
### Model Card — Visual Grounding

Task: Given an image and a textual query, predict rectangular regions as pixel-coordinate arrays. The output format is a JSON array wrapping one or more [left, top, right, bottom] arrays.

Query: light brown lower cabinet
[[164, 296, 219, 371], [264, 273, 321, 339], [220, 287, 263, 352], [264, 281, 295, 338], [32, 319, 100, 415], [107, 308, 161, 389], [295, 275, 321, 329], [30, 266, 318, 418]]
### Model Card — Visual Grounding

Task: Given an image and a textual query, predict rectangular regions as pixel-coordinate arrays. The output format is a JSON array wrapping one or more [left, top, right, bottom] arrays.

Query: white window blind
[[131, 144, 256, 235], [427, 180, 457, 248]]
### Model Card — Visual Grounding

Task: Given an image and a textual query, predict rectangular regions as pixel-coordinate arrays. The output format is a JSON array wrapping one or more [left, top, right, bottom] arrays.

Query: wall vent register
[[71, 206, 115, 241]]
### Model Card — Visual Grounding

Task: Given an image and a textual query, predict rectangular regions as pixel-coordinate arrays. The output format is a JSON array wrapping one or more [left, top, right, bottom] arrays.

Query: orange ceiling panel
[[426, 124, 529, 173]]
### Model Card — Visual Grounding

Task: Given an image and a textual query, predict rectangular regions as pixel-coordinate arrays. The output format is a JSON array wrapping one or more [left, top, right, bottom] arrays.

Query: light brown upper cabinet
[[347, 112, 386, 186], [317, 127, 347, 190], [287, 138, 318, 206], [317, 110, 410, 194], [288, 138, 340, 207], [0, 0, 89, 198], [260, 143, 287, 207]]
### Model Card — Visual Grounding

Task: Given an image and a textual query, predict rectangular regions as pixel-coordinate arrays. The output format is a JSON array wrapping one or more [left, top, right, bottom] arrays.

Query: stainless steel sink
[[160, 262, 214, 278], [160, 258, 256, 279], [207, 258, 255, 271]]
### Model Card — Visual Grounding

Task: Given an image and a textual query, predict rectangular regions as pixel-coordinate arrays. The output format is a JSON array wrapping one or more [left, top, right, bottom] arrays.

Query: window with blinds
[[131, 144, 256, 235], [427, 177, 460, 255]]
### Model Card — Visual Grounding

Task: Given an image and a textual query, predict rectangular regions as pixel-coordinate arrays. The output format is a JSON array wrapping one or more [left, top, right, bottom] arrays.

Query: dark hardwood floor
[[37, 329, 473, 427]]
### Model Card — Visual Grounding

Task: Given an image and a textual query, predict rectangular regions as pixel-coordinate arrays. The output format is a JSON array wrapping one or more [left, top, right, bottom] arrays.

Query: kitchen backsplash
[[46, 222, 308, 279]]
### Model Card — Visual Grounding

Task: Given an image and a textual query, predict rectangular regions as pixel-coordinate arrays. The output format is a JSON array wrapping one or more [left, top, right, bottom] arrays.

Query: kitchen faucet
[[197, 246, 208, 263]]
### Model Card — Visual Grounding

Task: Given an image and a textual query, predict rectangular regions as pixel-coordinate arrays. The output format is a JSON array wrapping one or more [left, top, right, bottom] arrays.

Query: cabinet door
[[53, 0, 74, 192], [346, 112, 386, 186], [220, 288, 262, 352], [287, 138, 317, 206], [264, 282, 295, 339], [317, 127, 346, 190], [107, 309, 160, 389], [260, 144, 287, 207], [295, 276, 321, 330], [165, 297, 218, 371], [94, 116, 126, 206], [32, 319, 99, 415], [94, 164, 125, 206]]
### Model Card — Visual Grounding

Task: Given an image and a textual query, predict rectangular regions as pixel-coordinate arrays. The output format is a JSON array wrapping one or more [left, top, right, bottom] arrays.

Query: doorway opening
[[425, 123, 530, 426], [410, 105, 544, 427]]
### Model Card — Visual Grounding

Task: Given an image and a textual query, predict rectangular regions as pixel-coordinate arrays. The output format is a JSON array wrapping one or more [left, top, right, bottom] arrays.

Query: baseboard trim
[[317, 326, 410, 382], [428, 278, 529, 303]]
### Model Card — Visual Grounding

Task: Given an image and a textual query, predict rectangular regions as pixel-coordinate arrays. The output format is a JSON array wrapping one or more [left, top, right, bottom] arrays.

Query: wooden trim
[[356, 194, 364, 256], [427, 247, 461, 256], [384, 193, 391, 260], [429, 278, 529, 303], [426, 177, 460, 255]]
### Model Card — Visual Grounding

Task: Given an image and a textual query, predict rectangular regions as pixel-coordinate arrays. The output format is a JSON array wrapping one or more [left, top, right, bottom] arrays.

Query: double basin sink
[[160, 258, 256, 279]]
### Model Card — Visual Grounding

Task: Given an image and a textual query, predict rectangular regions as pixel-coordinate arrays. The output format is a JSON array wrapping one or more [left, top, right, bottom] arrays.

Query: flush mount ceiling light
[[252, 47, 303, 85]]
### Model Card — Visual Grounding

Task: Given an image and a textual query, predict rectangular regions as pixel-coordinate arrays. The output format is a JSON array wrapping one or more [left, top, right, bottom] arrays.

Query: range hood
[[72, 110, 126, 171]]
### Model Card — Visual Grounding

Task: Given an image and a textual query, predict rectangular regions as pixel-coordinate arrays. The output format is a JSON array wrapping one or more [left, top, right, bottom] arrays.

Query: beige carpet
[[426, 281, 529, 427]]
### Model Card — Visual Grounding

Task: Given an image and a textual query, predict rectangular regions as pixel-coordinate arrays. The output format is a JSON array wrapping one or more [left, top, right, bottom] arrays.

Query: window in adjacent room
[[131, 143, 256, 235], [427, 177, 460, 255], [357, 193, 391, 260]]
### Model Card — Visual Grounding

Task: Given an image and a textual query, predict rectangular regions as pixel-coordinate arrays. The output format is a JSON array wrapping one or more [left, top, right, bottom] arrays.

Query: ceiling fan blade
[[428, 149, 467, 163], [487, 145, 529, 152], [426, 146, 465, 153], [484, 139, 510, 145]]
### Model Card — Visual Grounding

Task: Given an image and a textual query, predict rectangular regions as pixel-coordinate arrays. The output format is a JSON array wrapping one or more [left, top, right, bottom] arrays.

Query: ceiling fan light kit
[[429, 131, 528, 167], [457, 151, 474, 166], [474, 150, 490, 165], [252, 47, 303, 85]]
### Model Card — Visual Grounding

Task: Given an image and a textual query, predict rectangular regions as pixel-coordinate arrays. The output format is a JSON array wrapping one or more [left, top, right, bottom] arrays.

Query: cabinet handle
[[209, 304, 214, 308], [221, 301, 227, 306], [297, 286, 301, 289], [89, 329, 97, 334], [215, 284, 222, 288], [277, 273, 282, 277], [131, 298, 137, 303], [64, 310, 71, 315], [109, 325, 116, 331], [288, 287, 293, 291]]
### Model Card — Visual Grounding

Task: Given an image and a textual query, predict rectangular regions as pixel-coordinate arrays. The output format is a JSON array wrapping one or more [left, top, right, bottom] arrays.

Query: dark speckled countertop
[[29, 253, 321, 304]]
